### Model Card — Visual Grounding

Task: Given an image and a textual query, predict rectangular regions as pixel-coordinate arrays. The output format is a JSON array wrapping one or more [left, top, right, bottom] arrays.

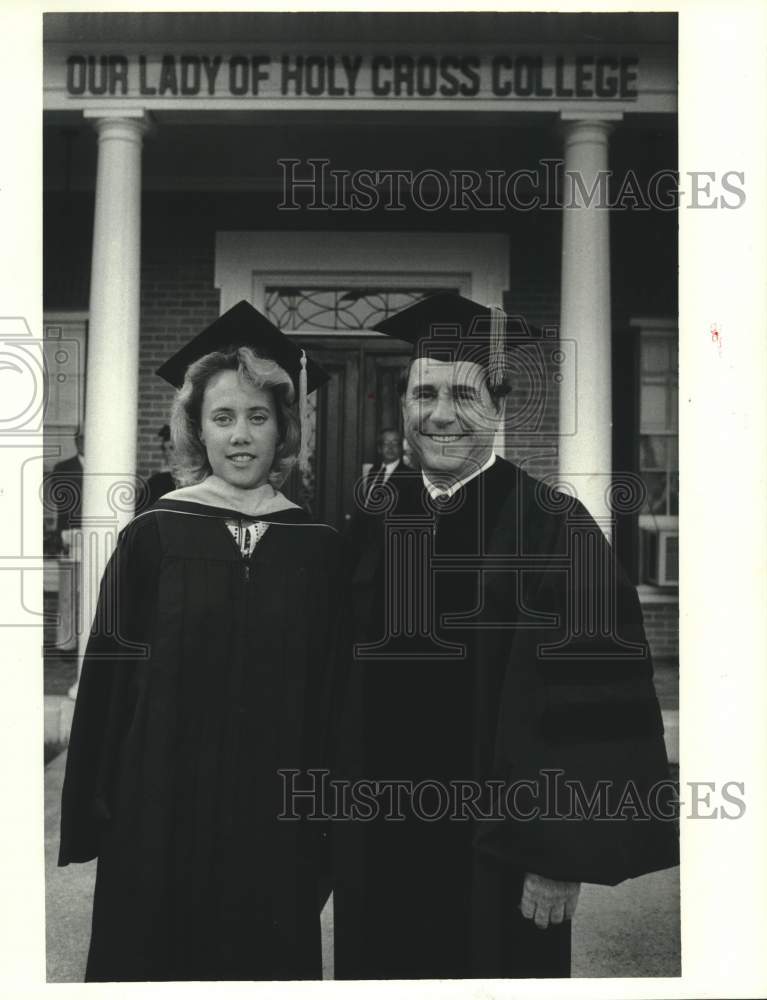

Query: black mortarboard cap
[[155, 300, 330, 394], [373, 292, 530, 388]]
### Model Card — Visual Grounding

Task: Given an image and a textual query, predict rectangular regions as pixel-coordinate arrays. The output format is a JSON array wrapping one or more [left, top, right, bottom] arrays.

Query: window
[[639, 329, 678, 517], [632, 318, 678, 586], [214, 231, 510, 319], [265, 286, 453, 331], [44, 316, 87, 443], [43, 314, 87, 545]]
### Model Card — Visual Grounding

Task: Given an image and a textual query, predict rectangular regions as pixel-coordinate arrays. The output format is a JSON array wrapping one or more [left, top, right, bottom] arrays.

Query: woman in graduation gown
[[58, 302, 344, 982]]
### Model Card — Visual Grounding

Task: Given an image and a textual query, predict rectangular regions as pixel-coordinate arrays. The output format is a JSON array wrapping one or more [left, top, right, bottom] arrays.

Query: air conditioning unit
[[641, 528, 679, 587]]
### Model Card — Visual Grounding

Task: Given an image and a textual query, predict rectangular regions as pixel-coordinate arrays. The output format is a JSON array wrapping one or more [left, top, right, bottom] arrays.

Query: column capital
[[82, 109, 151, 141], [558, 116, 618, 153], [560, 110, 624, 124]]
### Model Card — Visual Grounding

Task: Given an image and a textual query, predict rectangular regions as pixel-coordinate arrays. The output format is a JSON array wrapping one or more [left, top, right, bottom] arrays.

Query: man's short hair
[[396, 360, 510, 407]]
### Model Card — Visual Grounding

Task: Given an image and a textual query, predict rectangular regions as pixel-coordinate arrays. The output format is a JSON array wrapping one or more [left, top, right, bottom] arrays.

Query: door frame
[[214, 231, 510, 315]]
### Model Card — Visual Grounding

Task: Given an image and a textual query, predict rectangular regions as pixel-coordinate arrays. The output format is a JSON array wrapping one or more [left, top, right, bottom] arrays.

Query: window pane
[[669, 473, 679, 515], [265, 286, 455, 330], [666, 534, 679, 580], [669, 385, 678, 430], [668, 437, 679, 470], [640, 435, 667, 471], [640, 383, 670, 431], [642, 472, 669, 514], [642, 338, 669, 373]]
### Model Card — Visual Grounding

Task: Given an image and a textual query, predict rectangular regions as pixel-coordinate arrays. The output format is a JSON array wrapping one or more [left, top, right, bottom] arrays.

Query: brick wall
[[641, 599, 679, 660], [137, 218, 220, 480]]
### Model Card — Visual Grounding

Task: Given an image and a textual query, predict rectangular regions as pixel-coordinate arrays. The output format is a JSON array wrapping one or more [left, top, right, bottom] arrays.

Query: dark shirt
[[48, 454, 83, 536]]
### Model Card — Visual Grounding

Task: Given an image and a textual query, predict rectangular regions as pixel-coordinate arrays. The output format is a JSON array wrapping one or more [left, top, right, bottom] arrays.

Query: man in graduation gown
[[333, 293, 679, 980]]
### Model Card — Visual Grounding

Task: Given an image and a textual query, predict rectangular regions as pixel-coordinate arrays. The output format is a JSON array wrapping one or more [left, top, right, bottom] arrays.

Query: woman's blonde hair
[[170, 346, 301, 488]]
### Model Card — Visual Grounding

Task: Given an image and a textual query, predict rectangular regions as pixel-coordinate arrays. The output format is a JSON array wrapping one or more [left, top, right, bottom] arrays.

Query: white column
[[71, 111, 147, 696], [557, 115, 620, 532]]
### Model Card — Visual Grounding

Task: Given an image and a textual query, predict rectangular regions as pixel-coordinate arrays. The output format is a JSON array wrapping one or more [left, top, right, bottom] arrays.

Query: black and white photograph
[[1, 3, 765, 997]]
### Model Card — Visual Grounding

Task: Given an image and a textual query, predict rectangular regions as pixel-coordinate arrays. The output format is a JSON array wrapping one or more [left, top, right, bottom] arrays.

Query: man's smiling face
[[402, 358, 502, 484]]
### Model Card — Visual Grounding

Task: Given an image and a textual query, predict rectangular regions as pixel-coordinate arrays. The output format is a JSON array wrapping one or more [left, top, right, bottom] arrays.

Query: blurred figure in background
[[343, 424, 420, 659], [49, 428, 84, 554], [145, 424, 177, 507], [360, 427, 405, 508]]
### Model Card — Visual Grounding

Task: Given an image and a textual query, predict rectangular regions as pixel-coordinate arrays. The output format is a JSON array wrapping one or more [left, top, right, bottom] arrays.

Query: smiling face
[[402, 358, 502, 484], [199, 369, 281, 491]]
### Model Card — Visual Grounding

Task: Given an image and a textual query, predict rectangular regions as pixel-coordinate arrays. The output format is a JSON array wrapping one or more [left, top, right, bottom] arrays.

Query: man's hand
[[519, 873, 581, 930]]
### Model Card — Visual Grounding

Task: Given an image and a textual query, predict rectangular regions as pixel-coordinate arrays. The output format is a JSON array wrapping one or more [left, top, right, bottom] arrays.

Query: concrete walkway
[[45, 750, 679, 983]]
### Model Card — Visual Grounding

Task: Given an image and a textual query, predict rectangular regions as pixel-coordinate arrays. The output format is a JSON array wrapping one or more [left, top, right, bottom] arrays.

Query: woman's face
[[199, 369, 281, 491]]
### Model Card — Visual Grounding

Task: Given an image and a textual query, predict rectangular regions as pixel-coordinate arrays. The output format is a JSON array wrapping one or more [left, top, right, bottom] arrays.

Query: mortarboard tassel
[[489, 304, 507, 389], [298, 349, 310, 484]]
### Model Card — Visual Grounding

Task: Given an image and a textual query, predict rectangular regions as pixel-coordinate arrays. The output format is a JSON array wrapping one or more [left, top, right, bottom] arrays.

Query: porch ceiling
[[44, 11, 677, 46]]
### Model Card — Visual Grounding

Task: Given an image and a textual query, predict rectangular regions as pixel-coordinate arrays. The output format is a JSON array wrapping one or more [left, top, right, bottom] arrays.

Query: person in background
[[48, 428, 84, 553], [58, 301, 346, 982], [145, 424, 177, 507], [344, 425, 419, 628], [360, 427, 406, 509]]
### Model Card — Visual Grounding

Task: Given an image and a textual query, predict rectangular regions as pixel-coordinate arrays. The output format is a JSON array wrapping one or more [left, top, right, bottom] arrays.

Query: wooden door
[[312, 348, 360, 530], [283, 336, 411, 529]]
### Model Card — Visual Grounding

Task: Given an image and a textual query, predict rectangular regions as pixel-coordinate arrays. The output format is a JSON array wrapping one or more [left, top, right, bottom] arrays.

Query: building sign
[[44, 45, 676, 114], [63, 52, 640, 99]]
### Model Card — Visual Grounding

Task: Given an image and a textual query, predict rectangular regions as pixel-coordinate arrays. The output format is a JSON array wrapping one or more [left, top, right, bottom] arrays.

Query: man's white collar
[[422, 452, 497, 499]]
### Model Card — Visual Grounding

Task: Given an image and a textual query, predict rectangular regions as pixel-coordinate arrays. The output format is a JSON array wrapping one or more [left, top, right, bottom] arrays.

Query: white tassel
[[489, 304, 506, 389]]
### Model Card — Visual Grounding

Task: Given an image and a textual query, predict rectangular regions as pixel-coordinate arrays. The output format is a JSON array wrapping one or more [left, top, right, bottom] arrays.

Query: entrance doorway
[[282, 335, 411, 530], [215, 230, 510, 528]]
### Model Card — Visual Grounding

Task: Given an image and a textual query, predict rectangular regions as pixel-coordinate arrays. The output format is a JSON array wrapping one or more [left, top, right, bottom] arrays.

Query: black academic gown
[[333, 457, 678, 980], [59, 499, 346, 982], [343, 463, 421, 621]]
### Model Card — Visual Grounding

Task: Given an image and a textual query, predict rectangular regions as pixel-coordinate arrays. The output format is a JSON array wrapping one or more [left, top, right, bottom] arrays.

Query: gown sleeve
[[475, 500, 679, 886], [58, 515, 160, 865]]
